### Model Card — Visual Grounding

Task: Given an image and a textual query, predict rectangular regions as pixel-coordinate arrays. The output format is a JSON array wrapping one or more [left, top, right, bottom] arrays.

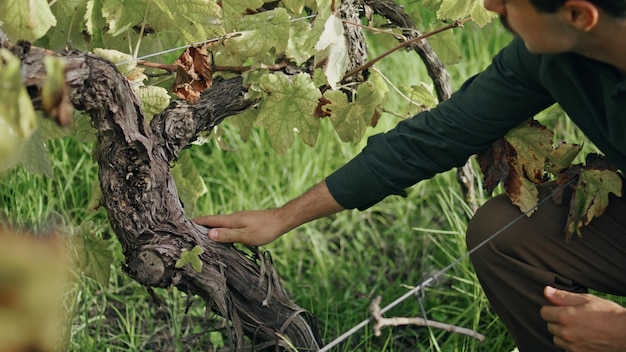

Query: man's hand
[[194, 181, 345, 246], [540, 286, 626, 352], [194, 209, 289, 246]]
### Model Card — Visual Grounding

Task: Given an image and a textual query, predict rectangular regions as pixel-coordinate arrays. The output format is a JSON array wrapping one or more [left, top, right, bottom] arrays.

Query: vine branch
[[342, 18, 471, 83]]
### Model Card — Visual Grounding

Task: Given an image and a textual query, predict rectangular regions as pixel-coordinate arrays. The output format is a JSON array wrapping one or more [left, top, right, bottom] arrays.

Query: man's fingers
[[193, 214, 230, 228]]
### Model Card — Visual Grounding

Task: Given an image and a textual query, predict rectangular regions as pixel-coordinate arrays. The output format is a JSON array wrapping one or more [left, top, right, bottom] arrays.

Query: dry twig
[[369, 296, 485, 342]]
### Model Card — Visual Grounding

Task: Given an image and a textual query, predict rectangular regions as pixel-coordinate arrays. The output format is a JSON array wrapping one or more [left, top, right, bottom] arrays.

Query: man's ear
[[562, 0, 600, 31]]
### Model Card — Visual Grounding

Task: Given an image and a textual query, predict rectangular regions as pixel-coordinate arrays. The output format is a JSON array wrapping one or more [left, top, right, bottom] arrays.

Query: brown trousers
[[466, 186, 626, 351]]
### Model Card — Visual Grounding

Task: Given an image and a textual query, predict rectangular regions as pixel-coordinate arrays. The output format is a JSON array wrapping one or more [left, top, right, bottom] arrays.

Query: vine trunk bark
[[10, 41, 321, 351]]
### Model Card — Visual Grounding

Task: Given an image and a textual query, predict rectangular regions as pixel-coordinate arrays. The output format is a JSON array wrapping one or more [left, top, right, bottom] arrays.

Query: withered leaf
[[477, 137, 514, 195], [173, 45, 214, 103], [564, 154, 622, 239]]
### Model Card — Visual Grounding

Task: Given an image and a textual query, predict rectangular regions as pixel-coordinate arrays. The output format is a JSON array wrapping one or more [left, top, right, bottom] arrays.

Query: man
[[195, 0, 626, 350]]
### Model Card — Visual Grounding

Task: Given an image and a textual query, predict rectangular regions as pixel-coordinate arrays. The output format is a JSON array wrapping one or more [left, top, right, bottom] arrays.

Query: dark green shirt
[[326, 38, 626, 210]]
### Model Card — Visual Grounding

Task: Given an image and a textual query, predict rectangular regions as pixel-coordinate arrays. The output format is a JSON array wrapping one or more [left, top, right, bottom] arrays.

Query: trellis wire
[[114, 14, 316, 67], [318, 179, 576, 352]]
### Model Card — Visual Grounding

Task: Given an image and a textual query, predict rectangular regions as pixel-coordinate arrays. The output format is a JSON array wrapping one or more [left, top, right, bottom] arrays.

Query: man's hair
[[529, 0, 626, 17]]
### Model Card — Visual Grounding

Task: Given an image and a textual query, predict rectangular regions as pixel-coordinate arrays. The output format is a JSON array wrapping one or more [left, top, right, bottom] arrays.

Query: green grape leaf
[[70, 112, 98, 143], [437, 0, 495, 27], [229, 109, 258, 143], [566, 167, 622, 239], [38, 0, 89, 51], [137, 85, 170, 119], [0, 0, 57, 41], [100, 0, 141, 36], [175, 245, 204, 272], [427, 28, 462, 65], [437, 0, 470, 21], [0, 120, 21, 172], [101, 0, 223, 43], [301, 0, 331, 60], [218, 8, 290, 65], [150, 0, 223, 42], [171, 149, 207, 217], [20, 127, 54, 178], [85, 0, 106, 48], [470, 0, 497, 27], [222, 0, 264, 31], [314, 14, 349, 89], [0, 49, 37, 171], [546, 142, 583, 175], [282, 0, 305, 14], [255, 72, 322, 154], [0, 50, 38, 139], [323, 81, 381, 144], [73, 221, 114, 286], [408, 83, 438, 109], [92, 48, 145, 84], [287, 17, 315, 65]]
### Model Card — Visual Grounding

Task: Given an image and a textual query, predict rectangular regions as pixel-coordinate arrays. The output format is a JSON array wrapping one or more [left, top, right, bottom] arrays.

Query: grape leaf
[[85, 0, 106, 48], [0, 49, 38, 172], [150, 0, 224, 42], [0, 0, 57, 41], [437, 0, 496, 27], [173, 45, 214, 103], [314, 14, 349, 89], [282, 0, 305, 14], [37, 0, 89, 51], [73, 221, 114, 286], [566, 168, 622, 239], [478, 120, 555, 215], [171, 149, 208, 217], [287, 16, 316, 65], [20, 127, 54, 178], [229, 109, 258, 143], [478, 137, 540, 215], [505, 119, 553, 183], [175, 245, 204, 273], [469, 0, 497, 27], [408, 83, 438, 109], [546, 142, 583, 175], [138, 85, 171, 119], [426, 28, 462, 65], [323, 81, 382, 144], [0, 50, 38, 139], [255, 72, 322, 154], [101, 0, 223, 43], [222, 0, 264, 31], [217, 8, 290, 66]]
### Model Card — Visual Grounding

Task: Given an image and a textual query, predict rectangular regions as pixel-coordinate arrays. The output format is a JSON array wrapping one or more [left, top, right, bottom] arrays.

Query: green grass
[[0, 9, 530, 352]]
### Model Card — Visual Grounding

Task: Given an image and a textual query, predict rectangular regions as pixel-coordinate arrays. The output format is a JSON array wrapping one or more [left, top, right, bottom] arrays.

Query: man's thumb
[[544, 286, 586, 306]]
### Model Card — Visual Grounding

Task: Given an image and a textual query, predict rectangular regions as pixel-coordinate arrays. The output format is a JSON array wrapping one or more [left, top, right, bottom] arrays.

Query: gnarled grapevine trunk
[[13, 41, 321, 351]]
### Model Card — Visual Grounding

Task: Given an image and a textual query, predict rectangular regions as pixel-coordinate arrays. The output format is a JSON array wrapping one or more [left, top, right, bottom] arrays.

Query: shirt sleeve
[[326, 38, 556, 210]]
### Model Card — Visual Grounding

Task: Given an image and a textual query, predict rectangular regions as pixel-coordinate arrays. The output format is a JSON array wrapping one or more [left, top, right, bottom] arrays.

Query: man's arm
[[193, 181, 344, 246]]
